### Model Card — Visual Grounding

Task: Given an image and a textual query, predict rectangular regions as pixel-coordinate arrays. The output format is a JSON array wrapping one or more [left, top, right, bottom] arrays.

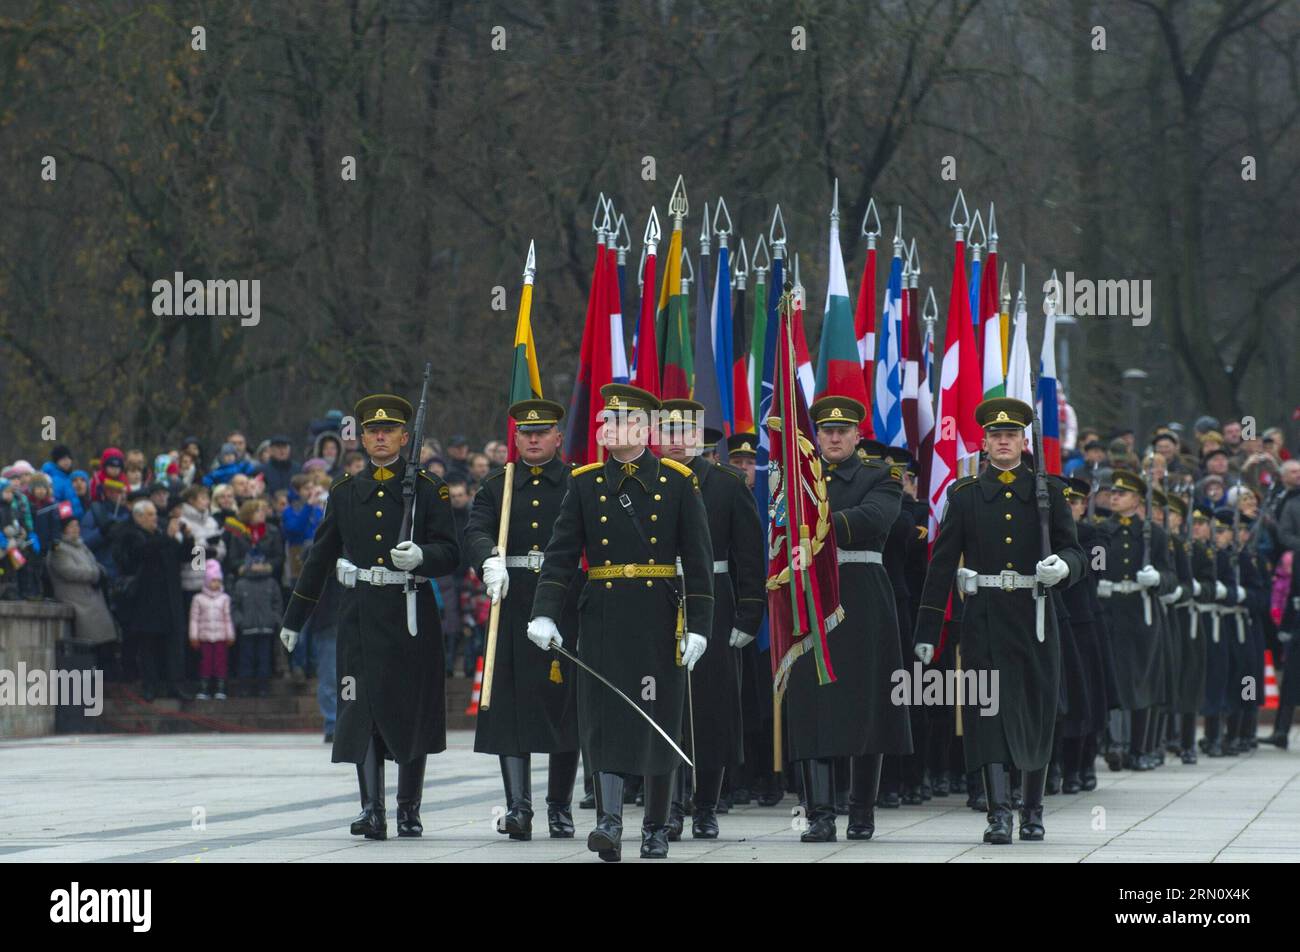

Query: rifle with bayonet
[[1228, 491, 1247, 644], [1141, 455, 1154, 624], [398, 362, 433, 636], [1027, 364, 1051, 644]]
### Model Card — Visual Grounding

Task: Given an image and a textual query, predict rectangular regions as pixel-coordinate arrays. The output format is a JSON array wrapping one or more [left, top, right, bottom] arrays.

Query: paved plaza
[[2, 730, 1297, 863]]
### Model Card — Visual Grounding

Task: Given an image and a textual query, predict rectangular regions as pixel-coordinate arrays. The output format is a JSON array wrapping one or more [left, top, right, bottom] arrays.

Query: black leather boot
[[588, 772, 625, 862], [1009, 766, 1023, 809], [1125, 710, 1152, 770], [498, 755, 533, 840], [834, 756, 851, 815], [1223, 712, 1243, 755], [965, 769, 987, 811], [1080, 732, 1099, 790], [876, 755, 900, 809], [1019, 766, 1047, 841], [799, 759, 837, 842], [641, 771, 674, 858], [1180, 713, 1199, 763], [396, 755, 426, 837], [1203, 715, 1225, 757], [1046, 758, 1063, 795], [350, 736, 386, 840], [546, 751, 579, 838], [666, 767, 689, 841], [1061, 737, 1082, 793], [579, 764, 595, 809], [1268, 704, 1293, 749], [692, 767, 723, 839], [981, 764, 1013, 844], [847, 753, 882, 840]]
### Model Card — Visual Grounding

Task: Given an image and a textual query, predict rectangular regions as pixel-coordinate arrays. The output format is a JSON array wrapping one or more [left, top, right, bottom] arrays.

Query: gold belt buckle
[[622, 563, 637, 579]]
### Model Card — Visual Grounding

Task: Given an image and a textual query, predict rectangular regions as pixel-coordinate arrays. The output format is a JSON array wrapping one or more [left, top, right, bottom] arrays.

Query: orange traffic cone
[[1264, 650, 1279, 711], [465, 655, 484, 716]]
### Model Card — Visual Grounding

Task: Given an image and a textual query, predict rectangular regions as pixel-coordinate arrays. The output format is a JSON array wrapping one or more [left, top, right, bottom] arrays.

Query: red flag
[[632, 242, 661, 397], [564, 237, 615, 464], [853, 244, 877, 438]]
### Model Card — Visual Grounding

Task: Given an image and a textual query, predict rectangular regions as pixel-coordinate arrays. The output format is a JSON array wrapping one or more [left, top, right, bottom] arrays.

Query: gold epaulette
[[329, 472, 351, 490], [571, 462, 602, 477], [660, 457, 693, 478]]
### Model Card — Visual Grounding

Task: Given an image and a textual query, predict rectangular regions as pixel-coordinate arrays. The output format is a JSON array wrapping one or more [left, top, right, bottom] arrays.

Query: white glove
[[1159, 586, 1183, 605], [679, 632, 707, 671], [527, 616, 562, 650], [1236, 585, 1247, 604], [728, 628, 754, 649], [1097, 578, 1114, 597], [1279, 630, 1294, 644], [1035, 554, 1069, 587], [335, 558, 357, 587], [956, 566, 979, 595], [482, 548, 509, 604], [1192, 579, 1202, 597], [914, 643, 935, 664], [390, 540, 423, 570], [1136, 565, 1160, 588], [1215, 581, 1228, 600], [279, 627, 299, 653]]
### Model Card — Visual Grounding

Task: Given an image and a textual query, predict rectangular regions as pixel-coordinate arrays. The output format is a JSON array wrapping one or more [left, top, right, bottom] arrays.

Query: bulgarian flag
[[814, 200, 871, 418], [926, 230, 984, 537], [980, 238, 1004, 399], [506, 242, 543, 464]]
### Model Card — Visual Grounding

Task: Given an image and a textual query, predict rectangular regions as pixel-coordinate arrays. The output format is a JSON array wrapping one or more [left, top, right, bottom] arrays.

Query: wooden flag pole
[[479, 462, 514, 710]]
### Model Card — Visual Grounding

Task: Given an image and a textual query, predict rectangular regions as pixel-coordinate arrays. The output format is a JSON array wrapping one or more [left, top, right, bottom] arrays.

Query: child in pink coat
[[190, 559, 236, 699]]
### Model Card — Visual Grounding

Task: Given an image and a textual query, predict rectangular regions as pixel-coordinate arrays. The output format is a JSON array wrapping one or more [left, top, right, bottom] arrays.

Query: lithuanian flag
[[506, 242, 542, 464]]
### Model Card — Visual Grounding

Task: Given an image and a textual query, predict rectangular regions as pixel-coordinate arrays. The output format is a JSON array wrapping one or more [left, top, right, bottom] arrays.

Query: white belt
[[1107, 580, 1145, 595], [837, 549, 883, 565], [505, 553, 546, 571], [674, 558, 730, 575], [355, 566, 426, 587], [1193, 603, 1218, 613], [974, 571, 1036, 591]]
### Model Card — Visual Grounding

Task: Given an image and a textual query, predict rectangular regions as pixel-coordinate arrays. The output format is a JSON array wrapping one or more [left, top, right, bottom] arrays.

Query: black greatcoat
[[1175, 538, 1215, 714], [1060, 519, 1108, 735], [684, 456, 766, 769], [1202, 546, 1237, 716], [465, 455, 579, 755], [282, 457, 460, 765], [531, 451, 714, 777], [914, 465, 1085, 772], [786, 452, 912, 760], [1097, 514, 1177, 711]]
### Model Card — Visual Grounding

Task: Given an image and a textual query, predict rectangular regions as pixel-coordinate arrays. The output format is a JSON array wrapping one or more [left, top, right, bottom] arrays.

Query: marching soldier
[[913, 398, 1084, 844], [1200, 509, 1236, 757], [657, 399, 765, 838], [279, 393, 461, 840], [1166, 495, 1209, 763], [1096, 469, 1178, 771], [788, 396, 912, 843], [528, 383, 714, 861], [465, 399, 580, 840]]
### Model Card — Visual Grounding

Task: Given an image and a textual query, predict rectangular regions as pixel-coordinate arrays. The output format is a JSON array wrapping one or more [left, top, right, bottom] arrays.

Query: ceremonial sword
[[550, 644, 694, 768]]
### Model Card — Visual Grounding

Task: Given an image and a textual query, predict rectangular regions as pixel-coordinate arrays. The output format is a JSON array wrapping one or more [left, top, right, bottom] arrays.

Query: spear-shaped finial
[[699, 200, 711, 256], [769, 204, 786, 257], [713, 196, 732, 249], [893, 205, 904, 255], [643, 205, 661, 252], [1045, 268, 1060, 316], [734, 236, 749, 290], [605, 198, 619, 251], [923, 286, 938, 325], [1000, 261, 1010, 311], [831, 178, 840, 228], [907, 237, 920, 289], [593, 191, 609, 237], [969, 209, 985, 259], [949, 188, 970, 241], [680, 247, 694, 293], [669, 174, 689, 229], [861, 196, 881, 250], [987, 202, 998, 252], [1017, 262, 1027, 307], [524, 239, 536, 286], [752, 233, 770, 275], [615, 211, 631, 258]]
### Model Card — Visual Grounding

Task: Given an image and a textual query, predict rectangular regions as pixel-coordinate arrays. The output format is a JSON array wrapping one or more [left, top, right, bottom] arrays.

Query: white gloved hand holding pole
[[1035, 554, 1069, 587], [1136, 565, 1160, 588], [1215, 581, 1228, 600], [390, 540, 423, 570], [279, 627, 299, 653], [482, 547, 509, 604]]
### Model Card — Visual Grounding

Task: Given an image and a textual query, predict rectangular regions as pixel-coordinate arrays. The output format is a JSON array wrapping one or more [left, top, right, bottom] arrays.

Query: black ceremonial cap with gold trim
[[809, 395, 865, 427], [858, 438, 889, 459], [659, 398, 706, 424], [1192, 505, 1212, 522], [1151, 487, 1168, 508], [1065, 476, 1092, 500], [975, 397, 1032, 431], [726, 433, 757, 458], [355, 393, 413, 428], [1110, 468, 1147, 495], [600, 383, 660, 414], [509, 398, 564, 431], [1167, 495, 1188, 518]]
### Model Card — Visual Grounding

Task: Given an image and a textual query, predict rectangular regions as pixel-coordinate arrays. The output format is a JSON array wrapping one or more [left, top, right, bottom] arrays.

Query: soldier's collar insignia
[[530, 465, 544, 476], [826, 462, 837, 471], [372, 465, 395, 481], [997, 469, 1016, 484], [621, 461, 638, 476], [1119, 516, 1132, 526]]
